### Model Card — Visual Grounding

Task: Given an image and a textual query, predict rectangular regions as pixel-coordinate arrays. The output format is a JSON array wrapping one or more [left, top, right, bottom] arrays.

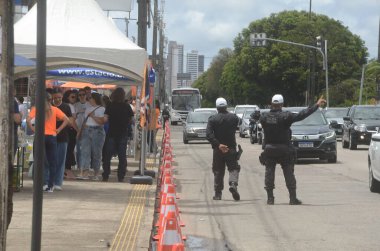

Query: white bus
[[170, 88, 201, 125]]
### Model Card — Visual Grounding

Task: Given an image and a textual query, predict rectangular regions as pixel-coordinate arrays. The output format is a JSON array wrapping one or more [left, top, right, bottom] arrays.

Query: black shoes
[[213, 191, 222, 200], [289, 198, 302, 205], [229, 183, 240, 201], [289, 189, 302, 205], [267, 197, 274, 205]]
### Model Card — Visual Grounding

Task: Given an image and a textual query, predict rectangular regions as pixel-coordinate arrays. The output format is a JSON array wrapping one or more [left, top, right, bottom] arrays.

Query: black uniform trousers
[[264, 157, 296, 191], [212, 148, 240, 192]]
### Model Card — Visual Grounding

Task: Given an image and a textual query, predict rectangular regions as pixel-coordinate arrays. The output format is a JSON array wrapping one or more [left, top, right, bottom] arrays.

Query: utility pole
[[152, 0, 158, 68], [0, 0, 14, 249], [306, 0, 312, 105], [137, 0, 148, 50], [158, 13, 165, 104], [377, 18, 380, 63]]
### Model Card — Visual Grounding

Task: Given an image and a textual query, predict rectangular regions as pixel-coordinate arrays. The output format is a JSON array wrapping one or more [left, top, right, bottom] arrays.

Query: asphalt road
[[170, 124, 380, 251]]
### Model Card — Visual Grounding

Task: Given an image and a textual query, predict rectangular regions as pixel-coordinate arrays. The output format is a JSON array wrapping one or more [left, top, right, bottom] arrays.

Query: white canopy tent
[[14, 0, 147, 85]]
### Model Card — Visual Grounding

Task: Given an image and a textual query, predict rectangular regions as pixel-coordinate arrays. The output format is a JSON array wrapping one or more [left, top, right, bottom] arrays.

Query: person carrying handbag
[[77, 93, 107, 180]]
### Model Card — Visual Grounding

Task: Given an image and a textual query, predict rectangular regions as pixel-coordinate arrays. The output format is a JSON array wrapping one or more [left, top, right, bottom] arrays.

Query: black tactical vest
[[261, 111, 291, 145]]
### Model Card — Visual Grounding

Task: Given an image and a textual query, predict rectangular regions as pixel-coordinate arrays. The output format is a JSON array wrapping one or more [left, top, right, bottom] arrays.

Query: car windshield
[[324, 108, 348, 118], [353, 107, 380, 120], [243, 109, 257, 119], [194, 108, 217, 113], [227, 107, 235, 113], [292, 110, 328, 126], [187, 112, 213, 123], [235, 106, 257, 115]]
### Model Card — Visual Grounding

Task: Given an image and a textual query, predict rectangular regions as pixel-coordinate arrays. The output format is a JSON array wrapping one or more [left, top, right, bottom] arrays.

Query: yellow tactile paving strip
[[110, 184, 149, 251], [110, 129, 163, 250]]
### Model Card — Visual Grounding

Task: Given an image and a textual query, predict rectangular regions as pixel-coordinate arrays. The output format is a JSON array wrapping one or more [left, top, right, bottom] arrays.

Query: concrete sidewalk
[[6, 155, 159, 250]]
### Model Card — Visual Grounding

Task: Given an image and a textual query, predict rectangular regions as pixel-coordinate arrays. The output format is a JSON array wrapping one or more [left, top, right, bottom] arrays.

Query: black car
[[342, 105, 380, 150], [322, 107, 349, 138], [284, 107, 338, 163]]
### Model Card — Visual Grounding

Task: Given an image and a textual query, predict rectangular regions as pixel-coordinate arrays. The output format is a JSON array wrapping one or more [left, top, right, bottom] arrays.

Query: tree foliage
[[193, 48, 234, 107], [201, 10, 369, 107]]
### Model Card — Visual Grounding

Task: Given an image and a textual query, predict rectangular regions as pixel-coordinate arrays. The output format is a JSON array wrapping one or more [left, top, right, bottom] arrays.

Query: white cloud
[[121, 0, 379, 67]]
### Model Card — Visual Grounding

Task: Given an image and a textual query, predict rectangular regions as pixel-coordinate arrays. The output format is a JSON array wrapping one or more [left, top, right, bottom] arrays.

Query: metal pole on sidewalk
[[140, 129, 147, 176], [31, 0, 47, 250], [131, 126, 154, 184], [0, 0, 14, 248]]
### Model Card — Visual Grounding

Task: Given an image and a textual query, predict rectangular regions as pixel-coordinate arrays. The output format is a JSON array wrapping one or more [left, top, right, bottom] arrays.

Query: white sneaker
[[54, 185, 63, 191], [43, 185, 48, 191], [44, 186, 54, 193]]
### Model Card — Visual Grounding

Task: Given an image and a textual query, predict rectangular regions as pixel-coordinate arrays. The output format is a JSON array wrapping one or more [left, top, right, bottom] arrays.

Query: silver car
[[368, 132, 380, 192], [323, 107, 349, 138], [182, 111, 214, 144]]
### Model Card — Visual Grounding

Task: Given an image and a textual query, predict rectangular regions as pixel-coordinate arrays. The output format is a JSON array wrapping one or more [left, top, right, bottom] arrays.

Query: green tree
[[193, 48, 233, 107], [220, 10, 368, 107], [361, 61, 380, 104]]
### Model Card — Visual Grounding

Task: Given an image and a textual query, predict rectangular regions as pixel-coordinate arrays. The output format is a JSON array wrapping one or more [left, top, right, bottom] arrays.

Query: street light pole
[[250, 34, 329, 106], [359, 63, 370, 105], [325, 40, 329, 107]]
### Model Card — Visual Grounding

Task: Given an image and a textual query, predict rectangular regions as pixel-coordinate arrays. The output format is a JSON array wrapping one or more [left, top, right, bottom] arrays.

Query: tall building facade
[[186, 50, 199, 86], [177, 44, 184, 87], [166, 41, 180, 92], [177, 44, 184, 73], [198, 55, 205, 75]]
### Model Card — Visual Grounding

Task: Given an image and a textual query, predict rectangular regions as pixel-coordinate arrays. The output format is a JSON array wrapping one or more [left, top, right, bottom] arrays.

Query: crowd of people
[[24, 86, 159, 192]]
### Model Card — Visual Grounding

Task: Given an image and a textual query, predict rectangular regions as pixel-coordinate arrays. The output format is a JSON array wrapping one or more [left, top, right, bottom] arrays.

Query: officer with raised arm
[[206, 97, 241, 201], [260, 94, 326, 205]]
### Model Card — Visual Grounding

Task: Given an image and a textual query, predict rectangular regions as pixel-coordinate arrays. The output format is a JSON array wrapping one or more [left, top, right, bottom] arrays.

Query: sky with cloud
[[120, 0, 379, 68]]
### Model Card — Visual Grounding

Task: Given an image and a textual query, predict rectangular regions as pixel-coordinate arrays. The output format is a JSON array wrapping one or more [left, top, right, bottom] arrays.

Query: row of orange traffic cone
[[153, 121, 186, 251]]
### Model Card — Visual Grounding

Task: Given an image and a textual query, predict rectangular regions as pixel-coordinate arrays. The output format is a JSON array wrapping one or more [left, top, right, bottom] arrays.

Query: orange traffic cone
[[156, 212, 185, 251]]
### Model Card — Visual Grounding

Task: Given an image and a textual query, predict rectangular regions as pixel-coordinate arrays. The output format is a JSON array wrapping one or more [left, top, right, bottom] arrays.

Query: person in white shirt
[[77, 92, 107, 180], [74, 89, 89, 170]]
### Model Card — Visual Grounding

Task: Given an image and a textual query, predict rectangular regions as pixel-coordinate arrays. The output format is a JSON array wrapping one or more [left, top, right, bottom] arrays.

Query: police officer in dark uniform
[[206, 97, 241, 201], [260, 94, 326, 205]]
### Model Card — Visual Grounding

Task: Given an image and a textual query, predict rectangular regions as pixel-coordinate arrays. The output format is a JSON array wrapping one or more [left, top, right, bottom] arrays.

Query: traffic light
[[250, 33, 267, 47]]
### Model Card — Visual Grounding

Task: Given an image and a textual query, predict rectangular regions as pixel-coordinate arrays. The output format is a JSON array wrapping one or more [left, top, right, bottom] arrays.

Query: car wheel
[[349, 133, 357, 150], [327, 155, 337, 163], [183, 135, 188, 144], [369, 160, 380, 193], [342, 137, 349, 148]]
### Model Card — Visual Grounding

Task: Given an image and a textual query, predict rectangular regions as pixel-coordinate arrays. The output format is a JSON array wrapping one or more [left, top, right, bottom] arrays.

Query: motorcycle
[[249, 110, 262, 144], [249, 118, 258, 144], [256, 122, 264, 145]]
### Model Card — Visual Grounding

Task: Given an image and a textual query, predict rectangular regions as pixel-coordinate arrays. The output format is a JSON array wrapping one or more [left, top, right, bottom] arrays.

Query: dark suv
[[342, 105, 380, 150], [284, 107, 337, 163]]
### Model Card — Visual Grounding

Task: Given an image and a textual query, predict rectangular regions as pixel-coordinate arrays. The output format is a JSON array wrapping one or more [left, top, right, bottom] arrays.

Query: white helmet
[[271, 94, 284, 104], [216, 97, 227, 108]]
